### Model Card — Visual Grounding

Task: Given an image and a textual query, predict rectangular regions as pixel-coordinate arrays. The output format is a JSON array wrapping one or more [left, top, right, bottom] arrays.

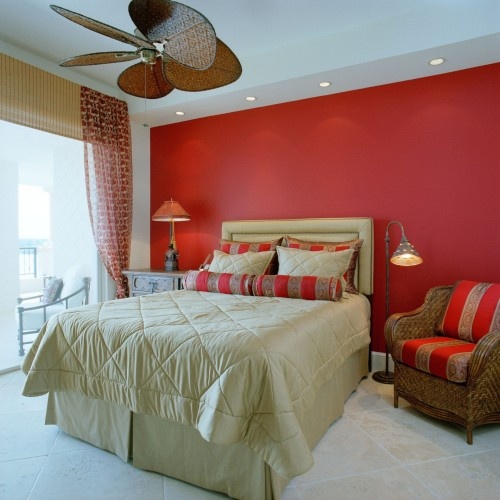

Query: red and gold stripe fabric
[[394, 336, 474, 383], [183, 271, 255, 296], [253, 274, 343, 301], [439, 281, 500, 342]]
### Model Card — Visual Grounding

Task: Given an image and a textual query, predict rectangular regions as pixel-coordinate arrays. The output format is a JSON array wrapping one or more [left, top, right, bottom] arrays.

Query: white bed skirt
[[45, 346, 368, 500]]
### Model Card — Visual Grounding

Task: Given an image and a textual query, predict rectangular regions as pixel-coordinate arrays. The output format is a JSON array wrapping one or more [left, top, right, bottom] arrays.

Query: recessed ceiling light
[[318, 81, 331, 88], [245, 96, 257, 101], [429, 58, 446, 66], [175, 111, 185, 116]]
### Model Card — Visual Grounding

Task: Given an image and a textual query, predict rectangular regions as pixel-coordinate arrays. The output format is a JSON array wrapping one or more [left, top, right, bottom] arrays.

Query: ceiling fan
[[50, 0, 242, 99]]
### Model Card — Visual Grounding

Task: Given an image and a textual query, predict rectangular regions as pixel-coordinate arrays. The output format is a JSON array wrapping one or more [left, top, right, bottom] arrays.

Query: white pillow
[[277, 246, 353, 278], [208, 250, 275, 274]]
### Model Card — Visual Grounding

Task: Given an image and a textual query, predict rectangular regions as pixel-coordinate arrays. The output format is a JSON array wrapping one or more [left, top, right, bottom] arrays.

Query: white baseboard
[[370, 351, 394, 374]]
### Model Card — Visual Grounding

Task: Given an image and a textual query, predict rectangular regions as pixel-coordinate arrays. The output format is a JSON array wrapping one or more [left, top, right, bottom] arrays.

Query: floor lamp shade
[[152, 199, 190, 271], [372, 220, 423, 384]]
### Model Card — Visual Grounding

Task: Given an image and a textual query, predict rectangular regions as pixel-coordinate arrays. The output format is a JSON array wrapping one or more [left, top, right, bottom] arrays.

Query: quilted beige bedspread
[[22, 290, 370, 478]]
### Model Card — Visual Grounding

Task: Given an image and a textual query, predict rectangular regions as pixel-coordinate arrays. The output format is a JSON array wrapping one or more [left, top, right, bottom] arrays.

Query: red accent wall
[[150, 63, 500, 353]]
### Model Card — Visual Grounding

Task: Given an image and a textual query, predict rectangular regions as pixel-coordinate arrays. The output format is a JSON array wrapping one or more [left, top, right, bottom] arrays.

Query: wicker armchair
[[385, 283, 500, 444]]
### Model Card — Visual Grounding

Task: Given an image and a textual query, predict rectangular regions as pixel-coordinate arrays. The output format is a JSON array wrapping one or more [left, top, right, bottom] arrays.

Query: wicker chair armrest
[[467, 331, 500, 389], [385, 285, 452, 351]]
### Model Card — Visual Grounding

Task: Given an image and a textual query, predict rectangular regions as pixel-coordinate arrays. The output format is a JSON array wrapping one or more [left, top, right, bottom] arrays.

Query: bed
[[22, 217, 373, 499]]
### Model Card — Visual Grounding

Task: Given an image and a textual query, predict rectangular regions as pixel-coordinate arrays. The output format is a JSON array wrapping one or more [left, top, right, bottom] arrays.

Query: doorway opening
[[0, 120, 98, 371]]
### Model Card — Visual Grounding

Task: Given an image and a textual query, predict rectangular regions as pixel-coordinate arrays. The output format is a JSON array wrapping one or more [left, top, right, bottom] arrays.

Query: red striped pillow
[[219, 238, 282, 254], [439, 280, 500, 342], [220, 238, 283, 274], [252, 274, 343, 301], [283, 236, 363, 294], [182, 271, 255, 296], [201, 238, 283, 273]]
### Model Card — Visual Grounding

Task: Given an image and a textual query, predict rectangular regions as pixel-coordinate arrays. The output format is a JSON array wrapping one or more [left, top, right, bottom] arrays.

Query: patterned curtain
[[80, 87, 133, 298]]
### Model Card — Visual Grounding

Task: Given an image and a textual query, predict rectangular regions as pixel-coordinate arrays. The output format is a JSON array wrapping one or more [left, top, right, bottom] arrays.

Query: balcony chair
[[16, 265, 91, 356], [385, 280, 500, 444]]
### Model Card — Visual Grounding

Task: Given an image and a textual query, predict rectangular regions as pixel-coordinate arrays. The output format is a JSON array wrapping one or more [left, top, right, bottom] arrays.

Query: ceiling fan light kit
[[50, 0, 242, 99]]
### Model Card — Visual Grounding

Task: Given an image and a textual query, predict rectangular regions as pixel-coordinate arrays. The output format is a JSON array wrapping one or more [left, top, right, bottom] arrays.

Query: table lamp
[[152, 199, 190, 271]]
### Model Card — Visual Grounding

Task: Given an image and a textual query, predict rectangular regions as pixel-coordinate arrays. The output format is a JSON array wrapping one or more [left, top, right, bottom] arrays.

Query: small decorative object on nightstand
[[165, 244, 179, 271], [372, 220, 423, 384], [152, 199, 190, 271], [123, 269, 186, 297]]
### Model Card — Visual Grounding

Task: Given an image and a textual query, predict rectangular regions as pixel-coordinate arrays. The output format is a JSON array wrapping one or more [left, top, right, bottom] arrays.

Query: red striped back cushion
[[182, 271, 255, 296], [439, 281, 500, 342], [252, 274, 343, 301]]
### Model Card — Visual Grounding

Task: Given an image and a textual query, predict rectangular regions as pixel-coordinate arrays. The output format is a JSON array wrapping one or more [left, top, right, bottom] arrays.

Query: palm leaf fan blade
[[60, 52, 140, 67], [164, 39, 242, 91], [164, 20, 216, 70], [128, 0, 175, 38], [117, 62, 174, 99], [50, 5, 155, 50], [129, 0, 216, 69]]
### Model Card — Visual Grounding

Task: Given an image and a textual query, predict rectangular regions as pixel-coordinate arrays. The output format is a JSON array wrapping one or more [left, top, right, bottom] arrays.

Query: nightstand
[[123, 269, 186, 297]]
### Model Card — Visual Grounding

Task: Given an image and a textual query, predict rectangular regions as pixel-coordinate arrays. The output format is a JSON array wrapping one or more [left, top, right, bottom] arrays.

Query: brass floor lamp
[[372, 220, 423, 384]]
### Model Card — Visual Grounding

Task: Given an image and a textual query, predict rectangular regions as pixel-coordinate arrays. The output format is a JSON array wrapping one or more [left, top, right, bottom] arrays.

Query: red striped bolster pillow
[[439, 280, 500, 342], [182, 271, 255, 296], [252, 274, 343, 301]]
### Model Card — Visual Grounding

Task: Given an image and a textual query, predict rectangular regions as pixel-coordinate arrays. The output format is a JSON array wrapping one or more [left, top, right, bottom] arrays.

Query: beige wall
[[129, 121, 150, 270]]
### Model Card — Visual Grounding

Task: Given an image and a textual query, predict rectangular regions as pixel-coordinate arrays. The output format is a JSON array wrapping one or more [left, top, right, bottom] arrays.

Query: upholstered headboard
[[221, 218, 374, 296]]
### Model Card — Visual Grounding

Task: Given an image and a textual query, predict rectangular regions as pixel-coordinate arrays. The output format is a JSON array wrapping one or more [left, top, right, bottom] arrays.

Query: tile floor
[[1, 370, 499, 500]]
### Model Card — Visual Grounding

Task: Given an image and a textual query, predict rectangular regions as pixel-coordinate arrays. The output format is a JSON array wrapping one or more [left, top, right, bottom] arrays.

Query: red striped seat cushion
[[439, 281, 500, 342], [393, 336, 474, 383]]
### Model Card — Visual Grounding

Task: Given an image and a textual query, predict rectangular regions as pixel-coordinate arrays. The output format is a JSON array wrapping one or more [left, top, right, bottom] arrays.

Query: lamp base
[[165, 261, 179, 271], [372, 370, 394, 384], [164, 245, 179, 271]]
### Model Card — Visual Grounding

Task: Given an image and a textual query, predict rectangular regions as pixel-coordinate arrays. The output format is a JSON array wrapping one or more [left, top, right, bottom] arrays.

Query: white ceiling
[[0, 0, 499, 128]]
